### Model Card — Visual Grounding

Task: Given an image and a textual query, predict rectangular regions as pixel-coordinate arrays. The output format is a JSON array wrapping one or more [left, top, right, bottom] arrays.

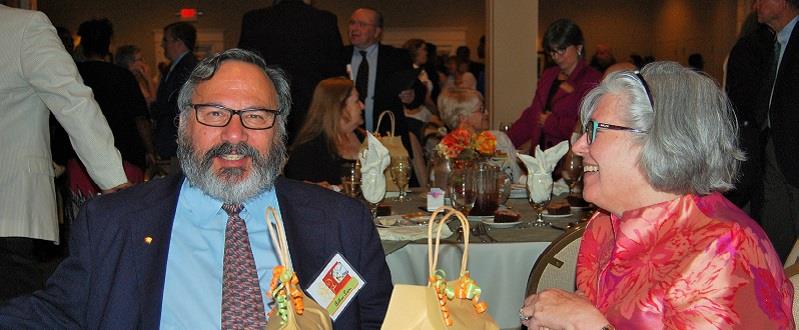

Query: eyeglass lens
[[194, 104, 277, 129]]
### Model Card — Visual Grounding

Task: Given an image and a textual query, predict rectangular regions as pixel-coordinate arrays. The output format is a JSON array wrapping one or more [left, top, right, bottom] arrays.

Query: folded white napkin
[[517, 141, 570, 202], [377, 225, 453, 241], [359, 133, 390, 203]]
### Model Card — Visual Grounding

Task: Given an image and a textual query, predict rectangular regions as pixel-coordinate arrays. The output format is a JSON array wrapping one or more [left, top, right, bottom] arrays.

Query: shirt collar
[[169, 51, 190, 72], [178, 179, 277, 229], [354, 43, 378, 56], [777, 15, 799, 46]]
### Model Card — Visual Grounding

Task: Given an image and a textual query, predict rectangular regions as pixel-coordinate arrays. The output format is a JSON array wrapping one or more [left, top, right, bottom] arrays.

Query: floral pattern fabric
[[576, 193, 794, 329]]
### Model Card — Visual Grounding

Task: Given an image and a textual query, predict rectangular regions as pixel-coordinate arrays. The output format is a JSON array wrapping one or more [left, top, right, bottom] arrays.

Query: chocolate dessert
[[567, 195, 590, 207], [376, 205, 392, 217], [546, 199, 571, 215], [494, 209, 521, 223]]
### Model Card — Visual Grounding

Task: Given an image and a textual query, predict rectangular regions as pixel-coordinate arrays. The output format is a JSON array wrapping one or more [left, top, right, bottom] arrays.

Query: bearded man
[[0, 48, 392, 329]]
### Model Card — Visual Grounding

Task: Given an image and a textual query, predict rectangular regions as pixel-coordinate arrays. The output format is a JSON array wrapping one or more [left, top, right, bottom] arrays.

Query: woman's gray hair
[[176, 48, 292, 141], [579, 61, 745, 194], [437, 88, 483, 130]]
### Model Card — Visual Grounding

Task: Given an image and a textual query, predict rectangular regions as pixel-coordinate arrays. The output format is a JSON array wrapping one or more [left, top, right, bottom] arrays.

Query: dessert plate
[[541, 210, 572, 218], [481, 218, 521, 229]]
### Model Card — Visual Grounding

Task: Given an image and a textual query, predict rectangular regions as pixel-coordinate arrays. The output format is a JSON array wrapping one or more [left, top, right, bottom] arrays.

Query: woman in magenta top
[[508, 19, 601, 152], [519, 62, 794, 329]]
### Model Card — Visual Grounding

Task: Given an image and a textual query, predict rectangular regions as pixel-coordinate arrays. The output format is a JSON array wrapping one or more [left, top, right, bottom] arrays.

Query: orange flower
[[437, 128, 497, 159], [474, 131, 496, 156]]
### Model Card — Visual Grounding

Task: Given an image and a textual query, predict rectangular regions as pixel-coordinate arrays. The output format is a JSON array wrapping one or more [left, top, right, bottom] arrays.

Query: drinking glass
[[448, 168, 476, 214], [496, 172, 511, 208], [340, 161, 361, 199], [390, 156, 411, 201], [527, 174, 553, 227], [560, 147, 583, 198]]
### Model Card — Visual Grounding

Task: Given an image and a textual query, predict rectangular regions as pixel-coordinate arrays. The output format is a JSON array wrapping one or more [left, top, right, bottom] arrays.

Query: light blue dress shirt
[[351, 43, 379, 131], [160, 181, 282, 328]]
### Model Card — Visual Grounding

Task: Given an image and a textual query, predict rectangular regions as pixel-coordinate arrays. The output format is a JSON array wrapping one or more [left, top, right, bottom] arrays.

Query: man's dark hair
[[164, 22, 197, 51], [78, 18, 113, 58]]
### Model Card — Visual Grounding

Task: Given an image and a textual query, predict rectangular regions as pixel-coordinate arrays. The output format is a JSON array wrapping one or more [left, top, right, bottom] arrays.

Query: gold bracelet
[[601, 325, 615, 330]]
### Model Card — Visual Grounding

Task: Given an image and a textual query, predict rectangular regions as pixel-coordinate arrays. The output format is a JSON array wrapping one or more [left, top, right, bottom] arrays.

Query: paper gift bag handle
[[426, 206, 470, 278], [266, 207, 291, 268], [375, 110, 397, 136]]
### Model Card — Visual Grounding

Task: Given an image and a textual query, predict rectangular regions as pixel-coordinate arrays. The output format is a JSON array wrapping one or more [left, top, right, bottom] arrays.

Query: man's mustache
[[200, 142, 262, 164]]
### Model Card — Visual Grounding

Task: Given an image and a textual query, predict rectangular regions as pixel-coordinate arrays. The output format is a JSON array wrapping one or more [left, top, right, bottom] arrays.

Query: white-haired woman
[[436, 88, 520, 182], [520, 62, 793, 329]]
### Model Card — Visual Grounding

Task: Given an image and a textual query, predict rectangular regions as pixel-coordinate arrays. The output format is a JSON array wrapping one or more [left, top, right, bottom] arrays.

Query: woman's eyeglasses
[[547, 46, 569, 58], [584, 120, 647, 145]]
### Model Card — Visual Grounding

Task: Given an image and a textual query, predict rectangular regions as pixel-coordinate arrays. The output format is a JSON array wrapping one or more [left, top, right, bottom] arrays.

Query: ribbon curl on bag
[[359, 133, 390, 204], [517, 141, 570, 202]]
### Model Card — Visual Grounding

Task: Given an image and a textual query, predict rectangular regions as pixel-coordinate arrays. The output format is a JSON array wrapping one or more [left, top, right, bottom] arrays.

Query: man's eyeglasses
[[584, 120, 647, 145], [191, 104, 280, 130]]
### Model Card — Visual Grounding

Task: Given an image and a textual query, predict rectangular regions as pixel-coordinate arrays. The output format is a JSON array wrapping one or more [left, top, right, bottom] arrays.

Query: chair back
[[408, 132, 428, 187], [785, 262, 799, 324], [785, 239, 799, 268], [525, 222, 586, 294]]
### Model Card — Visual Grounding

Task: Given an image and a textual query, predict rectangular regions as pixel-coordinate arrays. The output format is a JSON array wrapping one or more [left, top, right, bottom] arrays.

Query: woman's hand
[[520, 289, 608, 330], [538, 112, 551, 126]]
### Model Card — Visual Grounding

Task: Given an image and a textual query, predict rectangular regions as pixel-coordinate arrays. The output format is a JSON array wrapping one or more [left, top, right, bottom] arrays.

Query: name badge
[[307, 253, 366, 321]]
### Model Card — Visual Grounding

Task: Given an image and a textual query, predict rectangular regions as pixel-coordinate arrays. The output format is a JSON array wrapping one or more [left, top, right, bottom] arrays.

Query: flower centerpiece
[[437, 128, 497, 160]]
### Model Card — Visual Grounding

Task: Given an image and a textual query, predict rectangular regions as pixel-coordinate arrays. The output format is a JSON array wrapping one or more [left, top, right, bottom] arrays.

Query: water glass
[[449, 168, 476, 214], [496, 172, 511, 208], [390, 156, 411, 201], [560, 147, 583, 197], [340, 161, 361, 199], [527, 174, 553, 227]]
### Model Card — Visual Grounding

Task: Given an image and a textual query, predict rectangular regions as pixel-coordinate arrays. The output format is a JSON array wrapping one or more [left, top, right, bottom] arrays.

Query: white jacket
[[0, 5, 126, 241]]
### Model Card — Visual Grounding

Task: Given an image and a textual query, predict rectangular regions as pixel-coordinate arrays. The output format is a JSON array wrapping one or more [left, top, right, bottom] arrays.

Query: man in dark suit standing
[[724, 17, 774, 218], [754, 0, 799, 261], [0, 49, 392, 329], [153, 22, 198, 171], [344, 7, 413, 143], [238, 0, 345, 144]]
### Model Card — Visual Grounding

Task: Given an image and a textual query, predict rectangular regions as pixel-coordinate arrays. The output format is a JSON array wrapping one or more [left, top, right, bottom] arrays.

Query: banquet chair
[[409, 132, 428, 187], [785, 238, 799, 268], [784, 261, 799, 323], [525, 221, 586, 294]]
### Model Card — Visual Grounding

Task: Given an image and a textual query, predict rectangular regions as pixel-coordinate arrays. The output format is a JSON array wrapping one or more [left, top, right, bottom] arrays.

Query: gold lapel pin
[[144, 236, 153, 244]]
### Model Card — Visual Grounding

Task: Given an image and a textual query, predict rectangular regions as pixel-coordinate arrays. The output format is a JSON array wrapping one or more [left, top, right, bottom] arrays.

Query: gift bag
[[264, 207, 333, 330], [382, 206, 499, 330], [375, 110, 410, 192]]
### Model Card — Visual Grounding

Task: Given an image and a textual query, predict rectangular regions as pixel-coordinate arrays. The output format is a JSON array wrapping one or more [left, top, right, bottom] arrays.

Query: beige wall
[[539, 0, 740, 81], [488, 0, 538, 129], [651, 0, 738, 81], [38, 0, 486, 74], [539, 0, 655, 72]]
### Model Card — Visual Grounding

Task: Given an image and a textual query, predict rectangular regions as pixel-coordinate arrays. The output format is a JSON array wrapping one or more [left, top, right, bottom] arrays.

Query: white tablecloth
[[385, 241, 551, 329]]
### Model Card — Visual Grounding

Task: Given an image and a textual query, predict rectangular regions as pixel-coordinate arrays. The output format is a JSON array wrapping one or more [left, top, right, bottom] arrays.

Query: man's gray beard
[[177, 133, 286, 204]]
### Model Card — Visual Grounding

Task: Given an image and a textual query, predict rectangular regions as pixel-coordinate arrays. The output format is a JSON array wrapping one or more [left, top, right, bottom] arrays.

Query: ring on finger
[[519, 308, 531, 321]]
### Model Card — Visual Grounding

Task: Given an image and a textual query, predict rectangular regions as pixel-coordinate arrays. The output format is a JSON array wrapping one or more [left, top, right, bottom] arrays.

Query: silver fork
[[475, 223, 497, 242]]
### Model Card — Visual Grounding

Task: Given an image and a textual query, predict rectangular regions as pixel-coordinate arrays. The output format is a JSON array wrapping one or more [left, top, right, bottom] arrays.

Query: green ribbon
[[273, 268, 295, 324], [431, 269, 455, 300]]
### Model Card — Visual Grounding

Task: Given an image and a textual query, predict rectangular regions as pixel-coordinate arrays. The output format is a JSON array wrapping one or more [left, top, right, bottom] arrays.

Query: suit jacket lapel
[[130, 175, 183, 327], [274, 178, 332, 287]]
